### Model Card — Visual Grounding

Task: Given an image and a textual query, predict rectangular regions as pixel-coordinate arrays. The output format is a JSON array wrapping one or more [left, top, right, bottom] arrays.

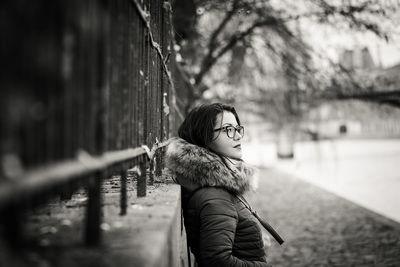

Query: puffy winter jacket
[[184, 187, 271, 267], [165, 137, 272, 267]]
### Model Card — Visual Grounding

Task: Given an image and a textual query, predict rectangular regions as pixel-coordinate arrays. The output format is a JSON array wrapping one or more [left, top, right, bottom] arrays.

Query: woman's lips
[[234, 144, 241, 149]]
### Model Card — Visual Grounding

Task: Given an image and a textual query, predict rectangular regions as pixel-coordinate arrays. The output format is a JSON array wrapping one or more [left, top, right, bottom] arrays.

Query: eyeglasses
[[213, 125, 244, 139]]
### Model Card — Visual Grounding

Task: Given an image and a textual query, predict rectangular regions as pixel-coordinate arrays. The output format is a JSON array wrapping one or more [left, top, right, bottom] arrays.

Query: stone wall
[[0, 180, 189, 267]]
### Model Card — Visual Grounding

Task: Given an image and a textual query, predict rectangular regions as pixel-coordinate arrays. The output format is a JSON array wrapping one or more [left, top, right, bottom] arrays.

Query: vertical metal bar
[[144, 2, 149, 147], [133, 3, 139, 148], [128, 2, 133, 149], [137, 155, 147, 197], [96, 0, 109, 155], [164, 0, 172, 137], [78, 1, 87, 155], [123, 0, 128, 151], [120, 166, 127, 215], [85, 172, 102, 245], [116, 7, 122, 150], [149, 0, 155, 146], [157, 0, 162, 142], [138, 20, 143, 145], [161, 0, 167, 140], [60, 19, 72, 200], [83, 0, 107, 247], [155, 2, 158, 141], [130, 0, 136, 149]]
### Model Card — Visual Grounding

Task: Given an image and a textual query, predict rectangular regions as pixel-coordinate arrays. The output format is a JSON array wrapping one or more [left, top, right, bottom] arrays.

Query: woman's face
[[208, 111, 243, 159]]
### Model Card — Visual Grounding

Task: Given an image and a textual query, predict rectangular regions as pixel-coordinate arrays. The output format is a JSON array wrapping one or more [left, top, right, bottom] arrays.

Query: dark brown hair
[[178, 103, 241, 148]]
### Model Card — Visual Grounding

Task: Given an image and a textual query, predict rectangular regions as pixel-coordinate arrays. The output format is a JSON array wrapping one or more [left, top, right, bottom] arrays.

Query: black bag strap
[[236, 195, 284, 245], [187, 238, 192, 267]]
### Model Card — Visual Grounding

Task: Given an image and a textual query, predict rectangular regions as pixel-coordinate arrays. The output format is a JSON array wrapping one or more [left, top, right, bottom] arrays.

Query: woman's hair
[[178, 103, 241, 148]]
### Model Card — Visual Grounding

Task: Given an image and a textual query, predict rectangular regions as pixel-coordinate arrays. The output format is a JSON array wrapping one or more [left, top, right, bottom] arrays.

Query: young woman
[[166, 103, 282, 267]]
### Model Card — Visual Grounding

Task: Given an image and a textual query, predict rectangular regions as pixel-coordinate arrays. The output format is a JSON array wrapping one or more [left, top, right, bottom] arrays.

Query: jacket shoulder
[[188, 187, 238, 217], [192, 187, 235, 203]]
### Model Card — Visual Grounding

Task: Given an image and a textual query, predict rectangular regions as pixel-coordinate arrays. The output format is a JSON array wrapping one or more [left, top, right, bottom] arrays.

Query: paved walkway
[[249, 167, 400, 267]]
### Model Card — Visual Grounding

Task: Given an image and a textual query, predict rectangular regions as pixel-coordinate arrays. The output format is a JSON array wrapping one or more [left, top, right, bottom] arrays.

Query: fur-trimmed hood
[[165, 137, 254, 195]]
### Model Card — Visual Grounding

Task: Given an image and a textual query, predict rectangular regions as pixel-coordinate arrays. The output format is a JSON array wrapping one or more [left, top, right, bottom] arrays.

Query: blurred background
[[172, 0, 400, 144], [171, 2, 400, 264], [170, 0, 400, 220]]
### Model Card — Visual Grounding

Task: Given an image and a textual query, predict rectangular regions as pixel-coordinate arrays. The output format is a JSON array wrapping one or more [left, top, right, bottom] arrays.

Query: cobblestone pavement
[[249, 167, 400, 267]]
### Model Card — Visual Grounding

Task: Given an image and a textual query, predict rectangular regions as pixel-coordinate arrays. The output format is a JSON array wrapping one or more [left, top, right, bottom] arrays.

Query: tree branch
[[194, 16, 279, 91], [309, 0, 389, 39], [207, 0, 241, 56], [186, 0, 393, 102]]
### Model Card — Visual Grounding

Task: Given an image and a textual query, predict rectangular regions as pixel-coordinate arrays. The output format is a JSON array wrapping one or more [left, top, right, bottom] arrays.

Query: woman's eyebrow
[[221, 123, 238, 127]]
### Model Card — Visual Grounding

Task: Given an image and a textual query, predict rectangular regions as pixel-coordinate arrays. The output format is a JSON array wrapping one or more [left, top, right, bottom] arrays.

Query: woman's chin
[[212, 148, 242, 160], [226, 151, 242, 160]]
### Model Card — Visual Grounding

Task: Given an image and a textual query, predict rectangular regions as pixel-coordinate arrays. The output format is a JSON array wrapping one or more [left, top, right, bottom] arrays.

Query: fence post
[[155, 149, 163, 178], [85, 172, 103, 246], [148, 157, 155, 185], [120, 166, 127, 215], [137, 155, 147, 197], [2, 207, 22, 248]]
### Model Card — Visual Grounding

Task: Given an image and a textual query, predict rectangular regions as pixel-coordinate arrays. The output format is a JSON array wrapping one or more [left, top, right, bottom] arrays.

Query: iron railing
[[0, 0, 183, 246]]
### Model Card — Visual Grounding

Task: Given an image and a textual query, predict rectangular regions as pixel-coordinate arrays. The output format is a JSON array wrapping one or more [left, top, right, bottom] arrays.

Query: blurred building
[[303, 47, 400, 139], [339, 46, 376, 70], [304, 100, 400, 139]]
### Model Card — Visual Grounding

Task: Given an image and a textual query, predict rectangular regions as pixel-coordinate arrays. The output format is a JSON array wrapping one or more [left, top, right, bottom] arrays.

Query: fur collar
[[165, 137, 253, 195]]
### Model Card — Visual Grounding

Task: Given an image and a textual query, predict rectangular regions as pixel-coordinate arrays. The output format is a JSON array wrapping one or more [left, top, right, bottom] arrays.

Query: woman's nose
[[234, 131, 243, 140]]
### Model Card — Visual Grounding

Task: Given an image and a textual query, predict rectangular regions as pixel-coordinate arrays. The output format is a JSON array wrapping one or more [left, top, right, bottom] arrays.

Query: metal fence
[[0, 0, 183, 246]]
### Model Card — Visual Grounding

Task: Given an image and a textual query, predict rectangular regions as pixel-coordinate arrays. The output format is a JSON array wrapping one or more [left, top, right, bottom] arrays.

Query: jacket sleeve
[[198, 197, 271, 267]]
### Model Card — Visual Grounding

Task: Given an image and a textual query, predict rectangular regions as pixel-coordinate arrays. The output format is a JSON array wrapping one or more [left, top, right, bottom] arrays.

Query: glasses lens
[[223, 126, 244, 139], [238, 126, 244, 137], [226, 126, 235, 138]]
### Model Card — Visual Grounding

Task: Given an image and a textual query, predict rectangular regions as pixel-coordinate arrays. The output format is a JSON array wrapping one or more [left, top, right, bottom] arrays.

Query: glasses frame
[[213, 125, 245, 139]]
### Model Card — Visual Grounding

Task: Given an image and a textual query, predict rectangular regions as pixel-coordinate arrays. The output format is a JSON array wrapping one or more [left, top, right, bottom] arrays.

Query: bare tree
[[172, 0, 400, 109]]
